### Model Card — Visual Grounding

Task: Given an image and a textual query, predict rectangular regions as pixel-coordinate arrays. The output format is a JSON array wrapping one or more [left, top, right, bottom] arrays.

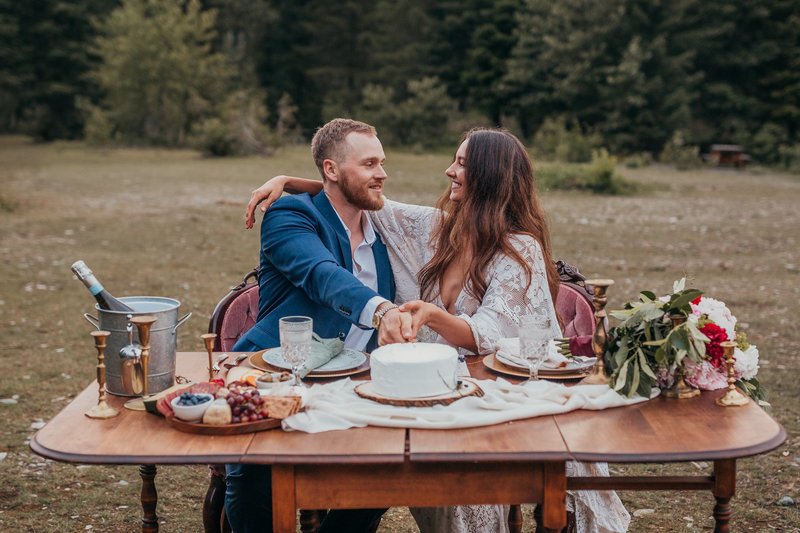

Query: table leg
[[139, 464, 159, 533], [540, 462, 567, 533], [712, 459, 736, 533], [272, 464, 296, 533], [508, 504, 522, 533]]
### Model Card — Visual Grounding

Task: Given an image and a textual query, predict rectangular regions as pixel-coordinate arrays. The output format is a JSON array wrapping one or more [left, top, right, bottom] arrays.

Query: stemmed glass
[[279, 316, 313, 388], [519, 314, 552, 383]]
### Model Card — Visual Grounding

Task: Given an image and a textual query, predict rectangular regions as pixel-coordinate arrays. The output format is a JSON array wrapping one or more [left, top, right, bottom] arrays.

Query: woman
[[248, 128, 630, 533]]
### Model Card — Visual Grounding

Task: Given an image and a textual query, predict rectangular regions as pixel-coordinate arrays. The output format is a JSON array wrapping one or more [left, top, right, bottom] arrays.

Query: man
[[227, 118, 411, 533]]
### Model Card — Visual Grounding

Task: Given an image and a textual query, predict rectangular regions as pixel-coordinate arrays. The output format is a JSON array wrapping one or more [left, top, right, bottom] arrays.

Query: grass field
[[1, 135, 798, 532]]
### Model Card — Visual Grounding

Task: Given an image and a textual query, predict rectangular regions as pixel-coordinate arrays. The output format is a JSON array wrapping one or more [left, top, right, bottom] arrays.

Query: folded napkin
[[297, 333, 345, 378], [495, 337, 568, 370]]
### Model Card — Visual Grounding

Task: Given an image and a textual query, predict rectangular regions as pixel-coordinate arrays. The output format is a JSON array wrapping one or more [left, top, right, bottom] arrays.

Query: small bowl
[[170, 393, 214, 422], [256, 372, 295, 391]]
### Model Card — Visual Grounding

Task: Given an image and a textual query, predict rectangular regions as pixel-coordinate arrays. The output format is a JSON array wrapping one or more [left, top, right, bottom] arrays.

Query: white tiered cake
[[369, 343, 458, 399]]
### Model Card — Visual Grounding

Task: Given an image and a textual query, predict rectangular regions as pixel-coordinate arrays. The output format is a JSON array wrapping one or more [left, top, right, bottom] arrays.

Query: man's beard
[[339, 170, 384, 211]]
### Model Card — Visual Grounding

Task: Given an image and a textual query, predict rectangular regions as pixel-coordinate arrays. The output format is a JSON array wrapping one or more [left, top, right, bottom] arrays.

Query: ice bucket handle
[[172, 312, 192, 334], [84, 313, 101, 330]]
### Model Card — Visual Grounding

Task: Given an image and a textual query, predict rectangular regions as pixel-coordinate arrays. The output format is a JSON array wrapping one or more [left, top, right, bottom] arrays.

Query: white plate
[[495, 353, 595, 375], [261, 347, 367, 373]]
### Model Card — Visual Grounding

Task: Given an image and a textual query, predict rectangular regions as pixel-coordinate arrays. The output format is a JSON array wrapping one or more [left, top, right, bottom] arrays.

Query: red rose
[[698, 322, 728, 368], [692, 296, 702, 305]]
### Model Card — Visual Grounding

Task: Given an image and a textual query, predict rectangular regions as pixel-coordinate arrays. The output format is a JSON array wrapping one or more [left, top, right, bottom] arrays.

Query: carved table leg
[[140, 464, 159, 533], [508, 504, 522, 533], [713, 459, 736, 533]]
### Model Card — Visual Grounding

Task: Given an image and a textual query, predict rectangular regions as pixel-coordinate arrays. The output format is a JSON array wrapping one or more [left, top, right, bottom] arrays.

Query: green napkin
[[297, 333, 345, 378]]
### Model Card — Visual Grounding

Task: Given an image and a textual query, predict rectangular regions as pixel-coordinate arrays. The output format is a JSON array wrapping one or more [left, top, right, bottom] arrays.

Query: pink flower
[[683, 359, 728, 390], [655, 366, 675, 389]]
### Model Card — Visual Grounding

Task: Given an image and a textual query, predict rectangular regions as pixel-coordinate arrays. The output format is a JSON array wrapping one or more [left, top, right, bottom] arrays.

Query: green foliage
[[5, 0, 800, 159], [531, 117, 600, 163], [536, 151, 635, 195], [659, 131, 701, 170], [1, 0, 114, 140], [604, 280, 706, 398], [89, 0, 233, 146], [191, 90, 275, 157], [748, 122, 789, 165], [777, 144, 800, 173], [356, 77, 458, 148], [623, 152, 654, 168]]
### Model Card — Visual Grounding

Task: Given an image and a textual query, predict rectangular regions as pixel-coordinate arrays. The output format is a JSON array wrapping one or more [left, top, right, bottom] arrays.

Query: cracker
[[263, 395, 302, 419]]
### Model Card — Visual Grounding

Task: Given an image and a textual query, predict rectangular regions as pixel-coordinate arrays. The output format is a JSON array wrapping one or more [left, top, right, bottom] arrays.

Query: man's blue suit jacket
[[232, 192, 395, 352]]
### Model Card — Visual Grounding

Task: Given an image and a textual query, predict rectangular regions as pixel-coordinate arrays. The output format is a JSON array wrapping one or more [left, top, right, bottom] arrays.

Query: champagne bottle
[[71, 260, 135, 312]]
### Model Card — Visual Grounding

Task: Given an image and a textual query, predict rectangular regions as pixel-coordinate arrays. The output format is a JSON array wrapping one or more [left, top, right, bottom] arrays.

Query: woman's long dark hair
[[418, 128, 560, 313]]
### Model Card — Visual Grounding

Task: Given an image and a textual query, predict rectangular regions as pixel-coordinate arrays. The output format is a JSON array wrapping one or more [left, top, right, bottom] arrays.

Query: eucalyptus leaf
[[614, 359, 629, 391], [669, 289, 702, 312], [637, 377, 653, 398], [643, 337, 668, 346], [687, 321, 710, 342], [641, 303, 669, 322], [613, 342, 629, 367], [638, 348, 657, 379], [674, 348, 687, 366], [629, 360, 641, 396], [670, 327, 690, 352]]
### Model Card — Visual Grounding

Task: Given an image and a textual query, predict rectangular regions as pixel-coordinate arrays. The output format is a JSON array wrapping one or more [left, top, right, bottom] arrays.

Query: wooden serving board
[[163, 414, 281, 435], [354, 379, 483, 407]]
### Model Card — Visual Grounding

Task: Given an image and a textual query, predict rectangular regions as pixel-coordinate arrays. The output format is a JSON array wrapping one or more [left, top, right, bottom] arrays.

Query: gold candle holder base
[[716, 341, 749, 407], [86, 330, 120, 419], [662, 313, 700, 399], [579, 279, 614, 386], [123, 397, 146, 411], [662, 373, 701, 399], [201, 333, 217, 381]]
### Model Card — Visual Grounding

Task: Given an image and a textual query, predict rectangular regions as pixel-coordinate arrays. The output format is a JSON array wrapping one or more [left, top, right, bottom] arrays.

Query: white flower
[[691, 297, 736, 341], [734, 345, 759, 381]]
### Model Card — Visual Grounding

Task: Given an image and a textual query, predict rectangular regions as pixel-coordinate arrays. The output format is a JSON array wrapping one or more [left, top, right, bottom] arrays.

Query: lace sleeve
[[458, 235, 562, 355], [368, 199, 439, 304]]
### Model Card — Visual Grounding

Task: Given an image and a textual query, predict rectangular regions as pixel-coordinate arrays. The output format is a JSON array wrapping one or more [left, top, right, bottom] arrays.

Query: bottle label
[[88, 283, 104, 296]]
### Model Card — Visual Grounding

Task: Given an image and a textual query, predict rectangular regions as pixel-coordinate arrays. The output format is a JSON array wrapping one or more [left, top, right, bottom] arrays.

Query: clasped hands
[[377, 301, 439, 346]]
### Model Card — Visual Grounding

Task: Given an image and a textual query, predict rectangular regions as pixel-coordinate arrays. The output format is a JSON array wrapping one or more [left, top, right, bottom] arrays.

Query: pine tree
[[90, 0, 232, 145]]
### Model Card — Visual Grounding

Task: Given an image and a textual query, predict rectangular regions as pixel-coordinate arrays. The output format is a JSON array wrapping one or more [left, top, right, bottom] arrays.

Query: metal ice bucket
[[84, 296, 191, 396]]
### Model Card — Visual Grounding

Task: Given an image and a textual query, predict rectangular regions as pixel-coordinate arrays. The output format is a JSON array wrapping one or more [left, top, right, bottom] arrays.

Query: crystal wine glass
[[519, 314, 552, 383], [279, 316, 313, 387]]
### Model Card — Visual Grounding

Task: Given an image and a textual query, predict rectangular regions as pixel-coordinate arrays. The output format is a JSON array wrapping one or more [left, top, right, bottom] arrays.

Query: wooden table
[[31, 352, 786, 533]]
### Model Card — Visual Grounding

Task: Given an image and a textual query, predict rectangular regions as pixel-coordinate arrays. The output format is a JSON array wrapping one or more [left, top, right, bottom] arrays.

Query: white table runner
[[282, 378, 658, 433]]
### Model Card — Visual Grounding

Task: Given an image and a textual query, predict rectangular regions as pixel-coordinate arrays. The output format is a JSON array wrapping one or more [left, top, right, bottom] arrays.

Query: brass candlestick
[[85, 330, 120, 419], [716, 341, 749, 407], [579, 279, 614, 385], [201, 333, 217, 381], [662, 313, 701, 398], [130, 316, 157, 397]]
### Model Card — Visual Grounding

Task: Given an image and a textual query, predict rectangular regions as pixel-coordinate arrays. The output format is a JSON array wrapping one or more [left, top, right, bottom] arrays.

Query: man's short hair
[[311, 119, 377, 180]]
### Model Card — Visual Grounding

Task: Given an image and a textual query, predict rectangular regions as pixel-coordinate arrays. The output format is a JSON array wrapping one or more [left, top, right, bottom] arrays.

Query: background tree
[[88, 0, 232, 145], [0, 0, 115, 140]]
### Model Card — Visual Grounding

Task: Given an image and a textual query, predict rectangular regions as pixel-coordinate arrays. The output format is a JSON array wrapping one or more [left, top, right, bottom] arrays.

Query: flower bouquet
[[603, 279, 768, 406]]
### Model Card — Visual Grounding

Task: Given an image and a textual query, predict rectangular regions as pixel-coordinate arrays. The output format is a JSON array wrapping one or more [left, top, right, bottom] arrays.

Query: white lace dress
[[369, 200, 631, 533]]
